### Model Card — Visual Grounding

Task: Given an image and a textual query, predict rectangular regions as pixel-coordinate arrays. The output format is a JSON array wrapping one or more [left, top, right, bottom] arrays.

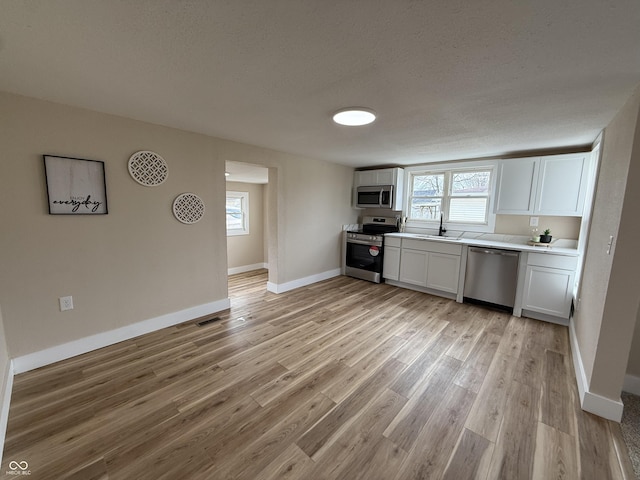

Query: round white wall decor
[[128, 151, 168, 186], [172, 193, 205, 224]]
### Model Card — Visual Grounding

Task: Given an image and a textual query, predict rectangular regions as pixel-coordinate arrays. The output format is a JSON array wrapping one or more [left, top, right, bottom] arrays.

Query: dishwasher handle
[[469, 247, 519, 257]]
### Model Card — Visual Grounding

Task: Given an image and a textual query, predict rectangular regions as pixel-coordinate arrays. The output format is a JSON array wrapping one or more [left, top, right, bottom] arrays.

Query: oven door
[[345, 239, 384, 283]]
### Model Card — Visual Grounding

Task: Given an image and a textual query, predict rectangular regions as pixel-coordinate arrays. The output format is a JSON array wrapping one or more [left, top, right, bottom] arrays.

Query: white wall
[[0, 92, 356, 360], [572, 83, 640, 415], [226, 181, 266, 271]]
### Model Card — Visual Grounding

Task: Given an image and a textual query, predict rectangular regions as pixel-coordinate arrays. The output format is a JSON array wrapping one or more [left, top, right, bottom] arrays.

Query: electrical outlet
[[529, 216, 539, 227], [59, 296, 73, 311]]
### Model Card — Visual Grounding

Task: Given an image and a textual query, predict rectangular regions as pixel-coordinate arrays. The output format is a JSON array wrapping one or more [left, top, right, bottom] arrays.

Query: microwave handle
[[383, 185, 393, 207], [379, 189, 384, 206]]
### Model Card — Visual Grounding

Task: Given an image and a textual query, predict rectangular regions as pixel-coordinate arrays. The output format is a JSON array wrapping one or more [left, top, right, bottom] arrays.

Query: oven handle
[[347, 238, 383, 247]]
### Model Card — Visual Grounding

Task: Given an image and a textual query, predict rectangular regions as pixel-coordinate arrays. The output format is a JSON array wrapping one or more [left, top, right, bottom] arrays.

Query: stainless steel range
[[343, 216, 399, 283]]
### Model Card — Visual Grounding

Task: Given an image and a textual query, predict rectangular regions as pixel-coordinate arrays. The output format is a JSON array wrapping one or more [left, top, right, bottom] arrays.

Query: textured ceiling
[[1, 1, 640, 168]]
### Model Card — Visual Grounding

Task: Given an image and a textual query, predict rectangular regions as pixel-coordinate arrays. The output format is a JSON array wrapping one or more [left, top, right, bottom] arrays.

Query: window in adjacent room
[[226, 191, 249, 236], [408, 167, 493, 226]]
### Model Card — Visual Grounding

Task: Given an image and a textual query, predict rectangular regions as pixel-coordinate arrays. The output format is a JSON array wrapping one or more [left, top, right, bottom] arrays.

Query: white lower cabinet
[[382, 236, 580, 321], [385, 236, 462, 297], [521, 253, 577, 320], [382, 246, 401, 281], [426, 253, 460, 293], [399, 248, 429, 286]]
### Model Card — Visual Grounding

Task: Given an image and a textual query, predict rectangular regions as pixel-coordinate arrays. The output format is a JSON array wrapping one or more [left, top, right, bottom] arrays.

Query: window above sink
[[403, 160, 499, 234]]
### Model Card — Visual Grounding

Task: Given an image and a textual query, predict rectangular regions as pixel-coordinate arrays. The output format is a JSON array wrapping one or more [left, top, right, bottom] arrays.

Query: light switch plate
[[529, 217, 539, 227], [607, 235, 614, 255]]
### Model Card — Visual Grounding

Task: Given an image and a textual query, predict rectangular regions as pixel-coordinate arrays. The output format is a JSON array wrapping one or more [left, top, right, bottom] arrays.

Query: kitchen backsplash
[[495, 215, 581, 240], [342, 223, 361, 231], [355, 209, 581, 240]]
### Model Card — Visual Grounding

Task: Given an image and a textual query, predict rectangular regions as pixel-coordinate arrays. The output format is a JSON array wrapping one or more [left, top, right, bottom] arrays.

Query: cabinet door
[[426, 253, 460, 294], [375, 169, 395, 185], [383, 246, 401, 281], [495, 158, 538, 214], [399, 249, 429, 287], [522, 265, 575, 318], [354, 171, 376, 187], [354, 168, 396, 187], [534, 154, 588, 216]]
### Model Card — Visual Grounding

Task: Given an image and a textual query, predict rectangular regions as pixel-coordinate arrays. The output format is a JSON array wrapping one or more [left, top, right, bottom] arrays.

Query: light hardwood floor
[[2, 270, 635, 479]]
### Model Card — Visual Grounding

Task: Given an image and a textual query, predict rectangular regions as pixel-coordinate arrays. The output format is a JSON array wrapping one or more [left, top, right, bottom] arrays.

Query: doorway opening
[[225, 161, 271, 295]]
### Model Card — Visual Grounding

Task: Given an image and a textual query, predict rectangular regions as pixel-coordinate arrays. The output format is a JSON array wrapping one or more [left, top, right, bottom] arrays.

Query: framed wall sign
[[43, 155, 108, 215]]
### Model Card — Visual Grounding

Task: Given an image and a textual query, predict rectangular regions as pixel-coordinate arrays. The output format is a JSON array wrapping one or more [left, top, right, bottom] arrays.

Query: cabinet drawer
[[402, 239, 462, 256], [527, 253, 578, 270], [384, 236, 402, 247]]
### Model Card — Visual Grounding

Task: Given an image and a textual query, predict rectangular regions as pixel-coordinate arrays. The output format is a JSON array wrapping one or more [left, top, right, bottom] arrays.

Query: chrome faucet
[[438, 212, 447, 236]]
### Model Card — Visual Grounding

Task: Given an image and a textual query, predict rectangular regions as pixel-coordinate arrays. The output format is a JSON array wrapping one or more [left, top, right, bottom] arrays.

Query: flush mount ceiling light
[[332, 107, 376, 126]]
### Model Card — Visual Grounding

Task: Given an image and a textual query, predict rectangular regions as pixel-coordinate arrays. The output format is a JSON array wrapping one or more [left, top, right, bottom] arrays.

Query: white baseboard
[[13, 298, 231, 374], [267, 268, 341, 294], [623, 374, 640, 395], [228, 263, 267, 275], [569, 318, 624, 422], [582, 390, 624, 423], [0, 359, 14, 468], [569, 318, 588, 404]]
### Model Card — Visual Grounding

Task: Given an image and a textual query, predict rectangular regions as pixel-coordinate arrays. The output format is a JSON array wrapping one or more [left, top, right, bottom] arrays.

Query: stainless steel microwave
[[356, 185, 394, 209]]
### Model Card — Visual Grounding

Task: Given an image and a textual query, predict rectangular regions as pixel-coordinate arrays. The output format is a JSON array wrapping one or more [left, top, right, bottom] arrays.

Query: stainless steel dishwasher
[[464, 247, 519, 310]]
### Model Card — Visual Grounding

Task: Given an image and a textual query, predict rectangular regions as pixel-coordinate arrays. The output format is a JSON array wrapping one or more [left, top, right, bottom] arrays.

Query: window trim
[[403, 161, 498, 234], [226, 191, 250, 236]]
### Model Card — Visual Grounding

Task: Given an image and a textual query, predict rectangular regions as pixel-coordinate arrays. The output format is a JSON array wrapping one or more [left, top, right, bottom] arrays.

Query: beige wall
[[263, 185, 269, 263], [591, 98, 640, 396], [226, 181, 265, 270], [627, 309, 640, 377], [495, 215, 581, 239], [0, 304, 10, 408], [0, 92, 356, 358], [218, 141, 356, 284], [573, 84, 640, 400], [0, 302, 10, 461]]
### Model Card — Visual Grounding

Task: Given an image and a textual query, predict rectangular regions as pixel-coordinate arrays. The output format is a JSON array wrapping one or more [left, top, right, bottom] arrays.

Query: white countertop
[[385, 232, 580, 256]]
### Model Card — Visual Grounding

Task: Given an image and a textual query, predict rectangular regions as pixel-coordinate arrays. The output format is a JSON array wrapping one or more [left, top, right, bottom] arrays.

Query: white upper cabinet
[[495, 157, 539, 214], [354, 167, 403, 187], [534, 154, 588, 216], [354, 170, 377, 186], [495, 153, 589, 216], [353, 167, 405, 210]]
